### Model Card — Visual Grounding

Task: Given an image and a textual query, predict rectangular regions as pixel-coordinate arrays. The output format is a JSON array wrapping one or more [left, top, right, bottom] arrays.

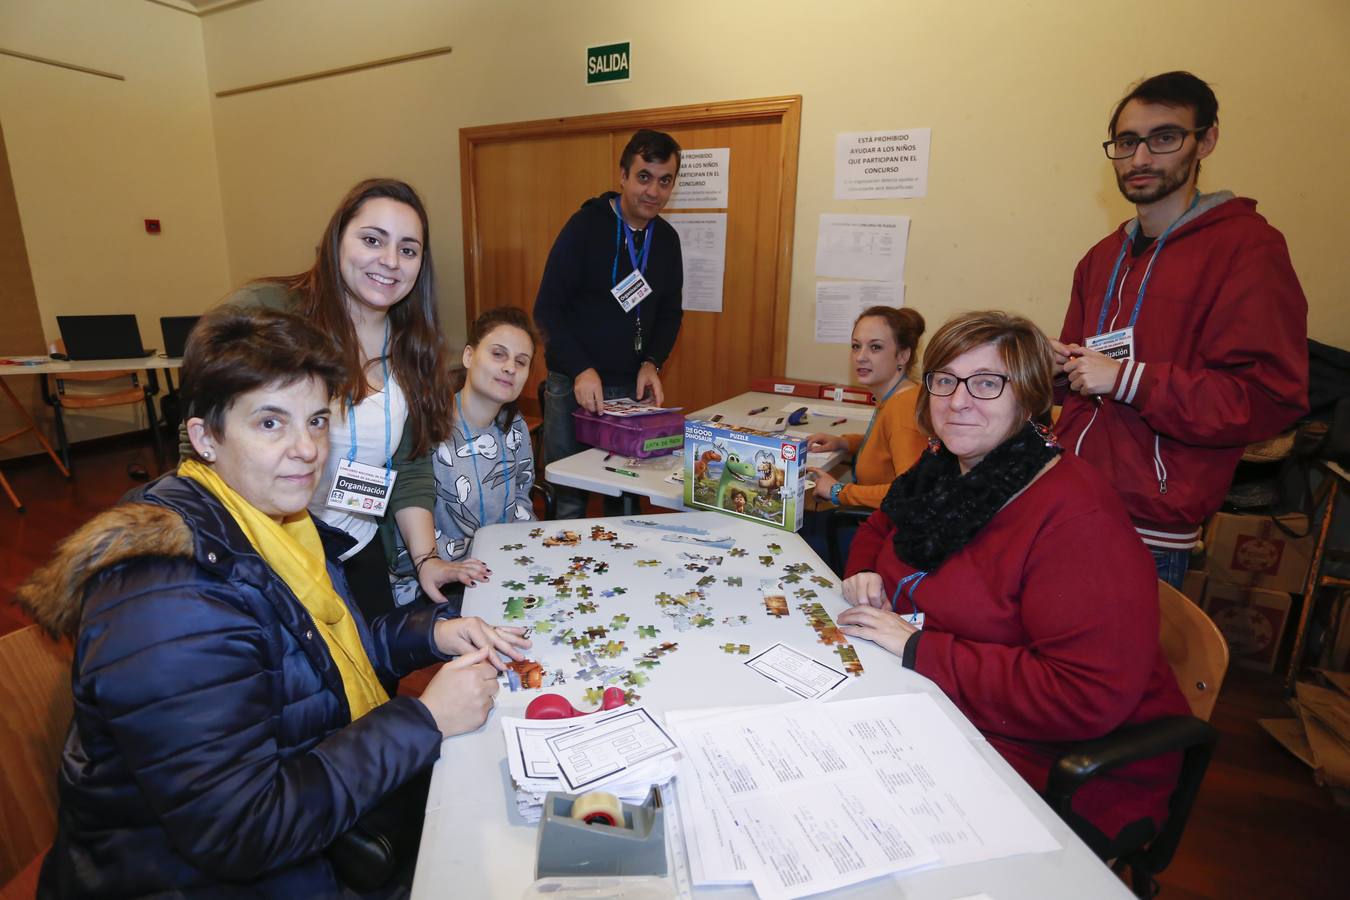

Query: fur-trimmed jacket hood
[[17, 502, 194, 638], [16, 475, 354, 638]]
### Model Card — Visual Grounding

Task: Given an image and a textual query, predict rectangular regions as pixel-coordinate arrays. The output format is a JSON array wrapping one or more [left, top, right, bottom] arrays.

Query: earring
[[1030, 418, 1060, 449], [926, 436, 943, 454], [202, 450, 214, 461]]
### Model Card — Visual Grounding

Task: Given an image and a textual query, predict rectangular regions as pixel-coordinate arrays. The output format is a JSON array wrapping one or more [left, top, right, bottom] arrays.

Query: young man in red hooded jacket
[[1053, 71, 1308, 588]]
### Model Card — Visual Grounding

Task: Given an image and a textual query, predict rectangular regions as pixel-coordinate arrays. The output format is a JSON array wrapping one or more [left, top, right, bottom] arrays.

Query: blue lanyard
[[1094, 193, 1199, 336], [456, 392, 513, 526], [611, 199, 654, 286], [852, 377, 907, 482], [345, 319, 392, 486], [890, 571, 927, 621]]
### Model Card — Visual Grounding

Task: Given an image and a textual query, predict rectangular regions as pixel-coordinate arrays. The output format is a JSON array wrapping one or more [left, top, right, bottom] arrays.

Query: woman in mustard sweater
[[806, 305, 927, 508]]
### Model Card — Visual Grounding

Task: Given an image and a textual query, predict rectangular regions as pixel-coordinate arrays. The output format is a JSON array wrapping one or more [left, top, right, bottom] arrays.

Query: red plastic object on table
[[526, 687, 627, 719]]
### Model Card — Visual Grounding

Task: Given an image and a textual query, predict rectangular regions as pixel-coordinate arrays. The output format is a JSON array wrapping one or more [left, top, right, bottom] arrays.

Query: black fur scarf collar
[[879, 421, 1061, 572]]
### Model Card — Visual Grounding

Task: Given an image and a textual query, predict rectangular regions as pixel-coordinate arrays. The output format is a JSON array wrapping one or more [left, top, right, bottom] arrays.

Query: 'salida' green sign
[[586, 42, 630, 84]]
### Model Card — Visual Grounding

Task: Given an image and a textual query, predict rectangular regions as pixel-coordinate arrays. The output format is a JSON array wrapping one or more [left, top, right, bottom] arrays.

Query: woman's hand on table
[[837, 605, 918, 658], [807, 467, 838, 500], [417, 556, 490, 603], [805, 432, 848, 453], [435, 616, 531, 669], [417, 646, 500, 737], [841, 572, 887, 608]]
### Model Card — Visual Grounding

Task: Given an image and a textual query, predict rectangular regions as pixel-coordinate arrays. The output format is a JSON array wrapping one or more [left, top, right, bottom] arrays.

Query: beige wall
[[201, 0, 1350, 383], [2, 1, 1345, 460], [0, 0, 231, 452]]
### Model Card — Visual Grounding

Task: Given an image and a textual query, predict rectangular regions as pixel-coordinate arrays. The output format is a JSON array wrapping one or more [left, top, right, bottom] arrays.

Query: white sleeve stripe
[[1113, 360, 1135, 402], [1122, 361, 1146, 405]]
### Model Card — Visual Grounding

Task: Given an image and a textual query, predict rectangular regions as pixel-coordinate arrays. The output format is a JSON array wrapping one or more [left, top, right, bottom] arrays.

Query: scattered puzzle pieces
[[598, 640, 626, 659], [502, 579, 525, 591], [622, 670, 648, 688], [637, 624, 658, 638], [759, 555, 775, 567], [542, 530, 581, 547], [589, 525, 618, 541], [697, 575, 716, 587], [577, 585, 593, 599], [724, 576, 742, 587], [501, 543, 525, 551], [636, 559, 660, 567], [767, 543, 782, 555], [594, 562, 610, 575], [762, 590, 789, 617], [504, 658, 544, 689], [583, 686, 607, 706], [721, 643, 751, 655], [529, 527, 544, 538], [514, 556, 533, 566], [836, 645, 864, 676], [503, 597, 526, 620], [610, 614, 629, 630], [729, 548, 747, 558], [721, 615, 750, 628], [576, 601, 597, 614], [810, 575, 834, 589]]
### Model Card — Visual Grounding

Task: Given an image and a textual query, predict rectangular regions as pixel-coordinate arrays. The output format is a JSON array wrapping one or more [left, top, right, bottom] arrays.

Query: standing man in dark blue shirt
[[534, 129, 685, 519]]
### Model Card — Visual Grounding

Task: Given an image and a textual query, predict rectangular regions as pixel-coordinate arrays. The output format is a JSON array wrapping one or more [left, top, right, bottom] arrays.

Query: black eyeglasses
[[1102, 127, 1208, 160], [924, 370, 1009, 400]]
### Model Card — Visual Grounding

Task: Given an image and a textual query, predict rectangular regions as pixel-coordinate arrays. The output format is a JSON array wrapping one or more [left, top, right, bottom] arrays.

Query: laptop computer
[[160, 315, 201, 359], [55, 315, 152, 361]]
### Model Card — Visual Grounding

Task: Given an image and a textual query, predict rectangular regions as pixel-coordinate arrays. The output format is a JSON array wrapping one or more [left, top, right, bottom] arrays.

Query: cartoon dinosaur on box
[[754, 451, 785, 501], [715, 451, 759, 509]]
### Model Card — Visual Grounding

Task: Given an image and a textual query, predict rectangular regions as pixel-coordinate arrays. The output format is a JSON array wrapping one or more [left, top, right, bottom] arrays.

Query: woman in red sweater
[[838, 310, 1189, 851]]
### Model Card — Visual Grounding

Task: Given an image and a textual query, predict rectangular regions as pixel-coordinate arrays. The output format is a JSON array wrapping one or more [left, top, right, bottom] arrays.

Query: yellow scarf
[[179, 458, 387, 720]]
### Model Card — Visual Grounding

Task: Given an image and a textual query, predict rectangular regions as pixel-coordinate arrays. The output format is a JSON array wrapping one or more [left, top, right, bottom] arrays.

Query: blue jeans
[[542, 371, 637, 520], [1150, 547, 1190, 590]]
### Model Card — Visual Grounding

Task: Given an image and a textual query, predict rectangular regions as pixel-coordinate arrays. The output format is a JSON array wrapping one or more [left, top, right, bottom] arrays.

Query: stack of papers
[[501, 706, 682, 823], [599, 398, 682, 417], [666, 694, 1060, 899]]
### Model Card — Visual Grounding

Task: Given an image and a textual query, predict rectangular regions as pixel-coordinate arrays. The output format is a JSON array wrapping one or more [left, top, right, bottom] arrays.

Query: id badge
[[326, 459, 398, 517], [611, 268, 653, 312], [1085, 326, 1135, 362]]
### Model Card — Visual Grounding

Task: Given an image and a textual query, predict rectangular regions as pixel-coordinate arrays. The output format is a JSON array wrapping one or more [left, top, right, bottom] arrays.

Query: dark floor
[[1, 439, 1345, 899]]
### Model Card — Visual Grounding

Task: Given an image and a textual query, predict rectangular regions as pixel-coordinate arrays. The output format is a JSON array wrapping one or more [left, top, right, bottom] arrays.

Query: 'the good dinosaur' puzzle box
[[683, 419, 807, 532]]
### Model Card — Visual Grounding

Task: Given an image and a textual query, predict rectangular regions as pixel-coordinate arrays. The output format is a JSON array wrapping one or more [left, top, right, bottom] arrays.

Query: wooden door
[[460, 97, 801, 417]]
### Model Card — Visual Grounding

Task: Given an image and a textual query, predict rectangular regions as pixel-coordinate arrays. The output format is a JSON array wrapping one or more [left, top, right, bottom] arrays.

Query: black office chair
[[1043, 582, 1228, 898], [825, 506, 872, 575]]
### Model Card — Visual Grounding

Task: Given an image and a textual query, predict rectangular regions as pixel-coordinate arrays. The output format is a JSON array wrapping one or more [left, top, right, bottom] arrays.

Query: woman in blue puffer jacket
[[16, 307, 530, 897]]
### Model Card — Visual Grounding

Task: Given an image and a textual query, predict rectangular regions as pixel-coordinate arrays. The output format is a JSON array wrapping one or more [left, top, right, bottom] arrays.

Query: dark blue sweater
[[533, 192, 684, 384]]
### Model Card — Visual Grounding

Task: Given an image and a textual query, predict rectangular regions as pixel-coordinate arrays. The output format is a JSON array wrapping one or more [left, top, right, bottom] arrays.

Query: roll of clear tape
[[570, 791, 623, 827]]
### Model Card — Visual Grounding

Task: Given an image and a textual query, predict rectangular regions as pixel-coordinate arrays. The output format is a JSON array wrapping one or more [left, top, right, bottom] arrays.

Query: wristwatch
[[829, 483, 844, 506]]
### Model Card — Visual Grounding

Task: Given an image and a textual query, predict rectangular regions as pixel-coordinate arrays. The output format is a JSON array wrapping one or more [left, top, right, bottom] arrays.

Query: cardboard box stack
[[1199, 512, 1313, 671], [1260, 670, 1350, 808]]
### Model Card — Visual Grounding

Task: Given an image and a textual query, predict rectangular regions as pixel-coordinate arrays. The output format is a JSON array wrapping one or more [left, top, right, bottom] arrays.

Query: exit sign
[[586, 41, 630, 84]]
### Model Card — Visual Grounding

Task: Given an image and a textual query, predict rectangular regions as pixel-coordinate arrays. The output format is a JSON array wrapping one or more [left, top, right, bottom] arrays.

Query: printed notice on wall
[[665, 213, 728, 312], [835, 128, 931, 199], [815, 282, 905, 344], [667, 148, 730, 209], [815, 214, 909, 282]]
